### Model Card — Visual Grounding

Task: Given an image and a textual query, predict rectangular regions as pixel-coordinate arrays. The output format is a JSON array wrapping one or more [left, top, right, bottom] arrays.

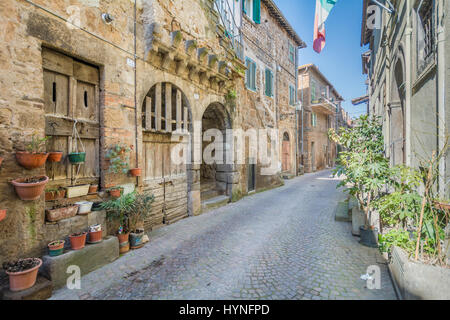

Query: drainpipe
[[295, 46, 299, 176], [300, 66, 310, 164], [133, 0, 139, 179], [405, 1, 412, 166], [437, 0, 446, 196]]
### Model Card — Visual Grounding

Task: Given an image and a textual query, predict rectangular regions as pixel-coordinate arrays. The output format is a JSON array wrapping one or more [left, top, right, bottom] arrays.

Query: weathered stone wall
[[239, 1, 298, 191], [0, 0, 241, 263]]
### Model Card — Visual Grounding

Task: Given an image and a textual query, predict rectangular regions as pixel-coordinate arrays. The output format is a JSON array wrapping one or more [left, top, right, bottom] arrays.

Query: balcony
[[310, 97, 337, 115]]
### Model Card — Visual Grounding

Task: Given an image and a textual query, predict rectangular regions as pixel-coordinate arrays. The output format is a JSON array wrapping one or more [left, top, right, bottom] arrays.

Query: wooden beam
[[145, 96, 152, 130], [155, 83, 162, 131], [165, 83, 172, 132], [176, 89, 182, 131]]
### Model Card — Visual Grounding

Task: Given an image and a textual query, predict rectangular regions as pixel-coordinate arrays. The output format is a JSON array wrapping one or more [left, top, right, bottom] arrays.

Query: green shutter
[[265, 69, 271, 96], [253, 0, 261, 24], [252, 62, 256, 90]]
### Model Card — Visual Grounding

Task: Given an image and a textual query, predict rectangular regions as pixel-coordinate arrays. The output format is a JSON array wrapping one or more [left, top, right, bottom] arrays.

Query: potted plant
[[15, 134, 49, 169], [69, 232, 87, 250], [46, 204, 79, 222], [129, 168, 142, 177], [88, 224, 102, 244], [127, 192, 154, 249], [330, 115, 390, 247], [68, 152, 86, 164], [3, 258, 42, 292], [45, 187, 66, 201], [105, 144, 132, 174], [0, 209, 6, 222], [100, 193, 136, 253], [11, 176, 49, 201], [48, 240, 65, 257], [109, 187, 123, 198], [47, 151, 63, 162], [88, 184, 98, 194], [75, 201, 94, 215]]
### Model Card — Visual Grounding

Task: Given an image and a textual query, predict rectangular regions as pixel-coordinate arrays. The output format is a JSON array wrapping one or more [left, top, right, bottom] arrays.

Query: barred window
[[417, 0, 435, 73]]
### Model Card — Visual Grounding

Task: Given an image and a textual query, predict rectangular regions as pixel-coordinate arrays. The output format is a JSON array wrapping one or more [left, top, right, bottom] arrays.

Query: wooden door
[[282, 140, 291, 172], [43, 48, 100, 190]]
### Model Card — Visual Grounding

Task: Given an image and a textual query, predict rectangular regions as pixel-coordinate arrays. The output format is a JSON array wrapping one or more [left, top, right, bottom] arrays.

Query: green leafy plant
[[105, 143, 132, 174], [330, 115, 390, 229], [25, 134, 49, 153], [378, 229, 415, 253], [127, 192, 155, 232], [100, 192, 135, 233]]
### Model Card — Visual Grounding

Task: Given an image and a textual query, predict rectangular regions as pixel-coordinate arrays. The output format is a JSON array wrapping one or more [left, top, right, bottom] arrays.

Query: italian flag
[[313, 0, 338, 53]]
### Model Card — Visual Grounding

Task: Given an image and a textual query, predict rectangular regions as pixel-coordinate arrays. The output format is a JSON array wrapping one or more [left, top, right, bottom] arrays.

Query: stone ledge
[[1, 276, 52, 300], [389, 246, 450, 300], [41, 236, 119, 290]]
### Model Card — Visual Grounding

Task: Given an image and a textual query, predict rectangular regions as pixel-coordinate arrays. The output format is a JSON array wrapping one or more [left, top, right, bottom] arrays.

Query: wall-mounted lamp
[[102, 13, 114, 24]]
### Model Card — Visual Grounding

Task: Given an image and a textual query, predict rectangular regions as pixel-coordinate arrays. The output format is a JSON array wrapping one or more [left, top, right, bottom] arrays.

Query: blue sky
[[274, 0, 368, 118]]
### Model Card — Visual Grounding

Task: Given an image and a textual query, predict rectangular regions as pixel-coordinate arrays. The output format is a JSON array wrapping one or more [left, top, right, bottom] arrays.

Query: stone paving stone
[[51, 170, 397, 300]]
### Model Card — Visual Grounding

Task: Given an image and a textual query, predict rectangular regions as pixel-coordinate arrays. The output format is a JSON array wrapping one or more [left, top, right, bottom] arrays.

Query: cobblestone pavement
[[51, 170, 397, 300]]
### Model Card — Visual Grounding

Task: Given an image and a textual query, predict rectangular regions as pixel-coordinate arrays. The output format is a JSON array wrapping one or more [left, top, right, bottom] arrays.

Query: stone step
[[335, 201, 351, 222], [201, 195, 229, 213], [1, 275, 53, 300], [41, 236, 119, 290], [201, 189, 222, 201]]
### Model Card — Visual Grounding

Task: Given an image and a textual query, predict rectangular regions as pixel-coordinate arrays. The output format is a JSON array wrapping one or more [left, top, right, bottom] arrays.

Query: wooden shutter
[[253, 0, 261, 24], [43, 48, 100, 189]]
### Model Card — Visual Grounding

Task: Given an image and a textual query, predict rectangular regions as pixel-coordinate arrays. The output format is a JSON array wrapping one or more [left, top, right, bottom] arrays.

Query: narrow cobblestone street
[[51, 170, 397, 300]]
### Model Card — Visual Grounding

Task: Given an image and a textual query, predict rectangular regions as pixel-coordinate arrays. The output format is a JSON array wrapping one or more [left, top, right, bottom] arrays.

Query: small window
[[289, 85, 296, 106], [311, 113, 317, 127], [52, 82, 57, 103], [289, 43, 295, 63], [243, 0, 261, 24], [84, 91, 88, 108], [265, 68, 273, 97], [310, 78, 317, 103], [245, 57, 257, 91]]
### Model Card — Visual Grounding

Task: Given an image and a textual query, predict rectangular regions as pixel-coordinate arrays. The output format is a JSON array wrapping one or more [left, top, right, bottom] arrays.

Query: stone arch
[[200, 102, 234, 205], [389, 49, 406, 165], [140, 81, 194, 227]]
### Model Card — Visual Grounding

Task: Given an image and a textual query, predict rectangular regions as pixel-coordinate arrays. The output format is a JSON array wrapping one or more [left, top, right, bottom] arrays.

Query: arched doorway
[[201, 103, 232, 203], [390, 56, 406, 165], [141, 82, 192, 229], [282, 132, 291, 172]]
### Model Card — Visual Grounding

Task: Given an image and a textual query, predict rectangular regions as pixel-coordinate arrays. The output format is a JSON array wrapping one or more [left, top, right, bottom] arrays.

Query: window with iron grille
[[416, 0, 435, 74]]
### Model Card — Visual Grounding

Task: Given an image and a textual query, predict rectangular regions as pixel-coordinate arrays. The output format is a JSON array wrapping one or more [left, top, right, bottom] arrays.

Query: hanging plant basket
[[68, 152, 86, 164], [129, 168, 142, 177], [0, 209, 6, 222], [48, 151, 63, 163], [16, 152, 49, 170], [11, 176, 49, 201]]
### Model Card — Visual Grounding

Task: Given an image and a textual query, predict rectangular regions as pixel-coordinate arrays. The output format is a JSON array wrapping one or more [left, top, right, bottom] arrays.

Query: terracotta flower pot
[[69, 232, 87, 250], [48, 240, 65, 257], [5, 258, 42, 292], [47, 152, 63, 162], [46, 205, 79, 222], [11, 176, 49, 201], [110, 189, 122, 198], [45, 189, 66, 201], [119, 242, 130, 254], [88, 230, 103, 243], [0, 157, 3, 167], [88, 185, 98, 194], [15, 152, 49, 170], [117, 233, 130, 244], [129, 168, 142, 177], [0, 209, 6, 222]]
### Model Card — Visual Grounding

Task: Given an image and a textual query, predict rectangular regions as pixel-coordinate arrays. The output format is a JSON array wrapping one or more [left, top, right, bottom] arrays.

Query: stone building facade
[[361, 0, 449, 197], [0, 0, 304, 264], [298, 64, 343, 173]]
